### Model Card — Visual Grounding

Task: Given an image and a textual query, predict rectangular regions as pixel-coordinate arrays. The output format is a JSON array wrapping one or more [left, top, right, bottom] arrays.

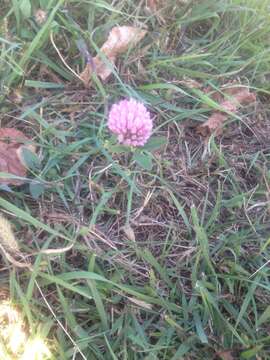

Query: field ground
[[0, 0, 270, 359]]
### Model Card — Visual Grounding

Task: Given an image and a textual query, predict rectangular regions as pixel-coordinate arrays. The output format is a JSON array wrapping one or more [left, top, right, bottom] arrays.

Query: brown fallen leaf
[[216, 350, 235, 360], [145, 0, 188, 22], [197, 86, 256, 137], [0, 128, 34, 185], [122, 224, 136, 242], [146, 0, 162, 13], [178, 77, 203, 89], [147, 0, 158, 12], [80, 26, 147, 87], [145, 0, 166, 23]]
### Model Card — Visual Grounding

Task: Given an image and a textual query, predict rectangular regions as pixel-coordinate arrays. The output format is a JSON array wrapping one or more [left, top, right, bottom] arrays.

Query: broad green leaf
[[20, 147, 40, 170], [143, 136, 167, 151], [19, 0, 31, 18], [29, 181, 45, 199], [133, 152, 153, 171], [107, 144, 130, 153], [193, 311, 208, 344], [257, 305, 270, 326]]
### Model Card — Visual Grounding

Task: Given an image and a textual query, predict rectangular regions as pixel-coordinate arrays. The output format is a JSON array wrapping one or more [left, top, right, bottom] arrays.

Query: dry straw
[[0, 214, 19, 253]]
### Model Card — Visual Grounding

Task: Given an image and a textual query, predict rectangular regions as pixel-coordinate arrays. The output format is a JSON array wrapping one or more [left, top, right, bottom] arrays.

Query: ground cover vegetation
[[0, 0, 270, 359]]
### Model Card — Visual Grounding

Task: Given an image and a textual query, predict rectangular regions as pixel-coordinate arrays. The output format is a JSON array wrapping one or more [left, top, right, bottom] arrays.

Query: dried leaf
[[145, 0, 166, 23], [197, 86, 256, 137], [198, 113, 227, 137], [0, 128, 35, 185], [80, 26, 147, 87], [179, 77, 203, 89], [216, 350, 235, 360], [122, 224, 136, 242], [147, 0, 159, 12], [145, 0, 188, 21]]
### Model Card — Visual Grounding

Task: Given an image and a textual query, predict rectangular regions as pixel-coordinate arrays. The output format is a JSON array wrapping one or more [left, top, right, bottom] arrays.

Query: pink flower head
[[108, 98, 152, 147]]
